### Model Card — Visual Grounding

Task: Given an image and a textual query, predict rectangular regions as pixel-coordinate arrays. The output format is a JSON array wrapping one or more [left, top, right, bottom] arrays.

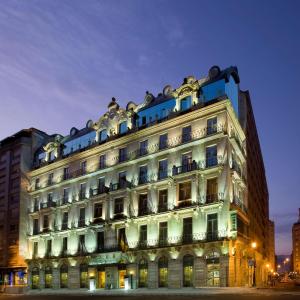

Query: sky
[[0, 0, 299, 255]]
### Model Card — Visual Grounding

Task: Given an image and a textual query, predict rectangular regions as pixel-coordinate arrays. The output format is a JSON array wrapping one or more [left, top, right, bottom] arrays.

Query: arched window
[[206, 250, 220, 287], [158, 256, 168, 287], [183, 255, 194, 287], [45, 266, 52, 288], [80, 264, 88, 288], [60, 264, 68, 288], [138, 259, 148, 288], [31, 267, 39, 289]]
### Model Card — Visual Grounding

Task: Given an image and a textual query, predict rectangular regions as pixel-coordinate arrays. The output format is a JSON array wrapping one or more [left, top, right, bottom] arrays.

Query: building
[[292, 209, 300, 274], [267, 220, 275, 271], [0, 128, 49, 288], [24, 66, 271, 289]]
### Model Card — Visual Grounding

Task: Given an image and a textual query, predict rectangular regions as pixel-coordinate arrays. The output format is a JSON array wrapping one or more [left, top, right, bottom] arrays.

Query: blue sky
[[0, 0, 299, 254]]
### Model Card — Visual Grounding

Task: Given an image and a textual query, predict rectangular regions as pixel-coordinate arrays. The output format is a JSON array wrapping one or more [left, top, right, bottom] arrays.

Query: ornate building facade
[[24, 66, 272, 289]]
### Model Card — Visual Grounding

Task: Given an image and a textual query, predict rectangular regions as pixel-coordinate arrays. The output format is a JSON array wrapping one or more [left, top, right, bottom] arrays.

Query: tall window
[[119, 121, 127, 134], [45, 266, 52, 289], [78, 235, 86, 254], [159, 222, 168, 246], [139, 140, 148, 156], [118, 171, 127, 188], [158, 189, 168, 212], [207, 117, 217, 135], [79, 208, 85, 227], [62, 237, 68, 255], [206, 145, 218, 167], [48, 173, 54, 185], [138, 259, 148, 288], [31, 267, 40, 289], [33, 219, 39, 235], [206, 178, 218, 203], [180, 96, 192, 111], [183, 217, 193, 243], [139, 165, 148, 184], [79, 183, 86, 200], [139, 225, 147, 247], [158, 256, 168, 287], [46, 239, 52, 257], [81, 161, 87, 175], [60, 264, 68, 288], [182, 152, 193, 172], [207, 214, 218, 241], [114, 198, 124, 215], [178, 182, 191, 203], [62, 212, 68, 230], [49, 151, 55, 161], [63, 188, 69, 204], [94, 203, 103, 220], [138, 194, 148, 216], [43, 215, 49, 231], [63, 167, 69, 180], [183, 255, 194, 287], [98, 177, 105, 193], [182, 126, 192, 143], [99, 154, 106, 169], [99, 129, 107, 142], [33, 241, 38, 258], [158, 159, 168, 179], [33, 197, 39, 211], [159, 133, 168, 150], [97, 231, 104, 251], [35, 178, 40, 189], [47, 192, 53, 203], [119, 147, 127, 163], [80, 264, 88, 288]]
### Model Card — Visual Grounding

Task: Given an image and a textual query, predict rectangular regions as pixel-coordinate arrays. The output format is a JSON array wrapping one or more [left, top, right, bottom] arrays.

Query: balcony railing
[[232, 197, 247, 213], [157, 170, 168, 180], [110, 180, 131, 191], [40, 201, 56, 210], [138, 175, 149, 185], [172, 162, 198, 176], [204, 193, 224, 204], [78, 219, 87, 227], [61, 222, 69, 230], [90, 186, 109, 197]]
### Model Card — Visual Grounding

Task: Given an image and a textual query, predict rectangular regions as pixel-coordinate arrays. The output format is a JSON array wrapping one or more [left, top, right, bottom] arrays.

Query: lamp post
[[251, 242, 257, 287]]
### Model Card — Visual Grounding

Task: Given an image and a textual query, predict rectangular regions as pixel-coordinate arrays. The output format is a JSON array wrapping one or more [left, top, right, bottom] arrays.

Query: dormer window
[[119, 121, 127, 134], [99, 129, 107, 142], [49, 151, 55, 162], [180, 96, 192, 111]]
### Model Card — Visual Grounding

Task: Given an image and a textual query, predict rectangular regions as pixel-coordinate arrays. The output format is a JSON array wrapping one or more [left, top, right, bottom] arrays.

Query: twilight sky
[[0, 0, 299, 254]]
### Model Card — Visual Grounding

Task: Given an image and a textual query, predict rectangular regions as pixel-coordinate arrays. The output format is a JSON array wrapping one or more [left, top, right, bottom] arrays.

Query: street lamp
[[251, 242, 257, 287]]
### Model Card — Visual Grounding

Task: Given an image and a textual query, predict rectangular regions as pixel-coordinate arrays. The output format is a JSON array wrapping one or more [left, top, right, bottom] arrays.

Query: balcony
[[40, 201, 56, 210], [110, 180, 131, 191], [138, 207, 151, 217], [157, 205, 169, 213], [96, 243, 121, 253], [78, 219, 87, 227], [78, 191, 88, 201], [176, 199, 193, 208], [172, 162, 198, 176], [92, 217, 105, 224], [205, 193, 224, 204], [61, 222, 69, 230], [90, 186, 109, 197], [232, 197, 247, 213], [157, 170, 168, 180]]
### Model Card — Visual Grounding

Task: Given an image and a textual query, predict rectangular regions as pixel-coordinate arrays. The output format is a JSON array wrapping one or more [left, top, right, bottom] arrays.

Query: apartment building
[[292, 209, 300, 274]]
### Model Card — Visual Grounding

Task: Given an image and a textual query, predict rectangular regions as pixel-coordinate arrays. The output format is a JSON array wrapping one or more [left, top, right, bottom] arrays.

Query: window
[[139, 140, 148, 156], [45, 266, 52, 289], [33, 219, 39, 234], [33, 242, 38, 258], [63, 188, 69, 204], [159, 222, 168, 246], [46, 239, 52, 257], [48, 173, 54, 185], [79, 208, 85, 227], [80, 264, 88, 288], [60, 264, 68, 288], [79, 183, 86, 200], [158, 256, 168, 287], [99, 129, 107, 142], [206, 145, 218, 167], [47, 192, 53, 203], [43, 215, 49, 231], [114, 198, 124, 215], [158, 159, 168, 179], [32, 267, 40, 289], [206, 178, 218, 203], [159, 133, 168, 150], [62, 237, 68, 253], [183, 255, 194, 287], [139, 165, 148, 184], [35, 178, 40, 189], [178, 182, 191, 202], [119, 121, 127, 134], [138, 259, 148, 288], [158, 189, 168, 212], [138, 194, 148, 216], [118, 228, 127, 251], [78, 235, 86, 254], [119, 147, 127, 163], [63, 167, 69, 180], [99, 154, 106, 169], [81, 161, 87, 175], [62, 212, 68, 230], [139, 225, 147, 247], [207, 214, 218, 241], [182, 126, 192, 143], [231, 214, 237, 231], [97, 231, 104, 251], [183, 217, 193, 243], [33, 197, 39, 211], [98, 177, 105, 193], [94, 203, 103, 220], [207, 117, 217, 135], [180, 96, 192, 111], [118, 171, 127, 188], [49, 151, 55, 161]]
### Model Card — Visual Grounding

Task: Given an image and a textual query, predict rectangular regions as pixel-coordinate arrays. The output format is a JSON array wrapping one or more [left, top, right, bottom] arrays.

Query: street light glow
[[251, 242, 257, 249]]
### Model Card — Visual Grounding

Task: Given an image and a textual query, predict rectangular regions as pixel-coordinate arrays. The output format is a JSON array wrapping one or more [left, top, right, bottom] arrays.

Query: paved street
[[1, 288, 300, 300]]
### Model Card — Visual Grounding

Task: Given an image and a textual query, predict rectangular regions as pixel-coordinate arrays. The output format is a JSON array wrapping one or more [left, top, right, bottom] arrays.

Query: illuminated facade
[[25, 66, 271, 289], [292, 209, 300, 274]]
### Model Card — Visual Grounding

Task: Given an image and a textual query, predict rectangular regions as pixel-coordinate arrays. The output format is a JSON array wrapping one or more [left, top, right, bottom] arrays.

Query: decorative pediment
[[174, 80, 199, 98], [43, 141, 60, 152]]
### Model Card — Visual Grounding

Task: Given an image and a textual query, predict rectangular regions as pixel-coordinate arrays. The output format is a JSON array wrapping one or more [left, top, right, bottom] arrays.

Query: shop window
[[60, 264, 68, 288], [80, 264, 88, 288], [45, 266, 52, 288], [158, 256, 168, 287], [31, 267, 39, 289], [138, 259, 148, 287], [183, 255, 194, 287]]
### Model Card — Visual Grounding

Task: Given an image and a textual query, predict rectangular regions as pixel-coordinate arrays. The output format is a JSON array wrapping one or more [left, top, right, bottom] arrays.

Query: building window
[[206, 178, 218, 203], [139, 225, 147, 248], [118, 171, 127, 188], [139, 140, 148, 156], [49, 151, 55, 161], [138, 259, 148, 287], [62, 212, 68, 230], [119, 121, 127, 134], [45, 266, 52, 289], [48, 173, 54, 185], [81, 161, 87, 175], [99, 129, 107, 142], [138, 194, 148, 216], [79, 183, 86, 200], [62, 237, 68, 255], [183, 255, 194, 287], [180, 96, 192, 111], [158, 189, 168, 212], [207, 117, 217, 135], [33, 219, 39, 235], [158, 256, 168, 287], [118, 228, 127, 251], [98, 177, 106, 194], [178, 181, 191, 203], [158, 159, 168, 180], [35, 178, 40, 189], [159, 222, 168, 246], [63, 167, 69, 180], [78, 235, 86, 254], [119, 147, 127, 163], [80, 264, 88, 288], [114, 198, 124, 215], [139, 165, 148, 184], [207, 214, 218, 241], [206, 145, 218, 167], [31, 267, 40, 289], [231, 214, 237, 231], [182, 126, 192, 143], [97, 231, 104, 252], [43, 215, 49, 231], [33, 241, 38, 258], [79, 208, 85, 227], [181, 152, 193, 172], [183, 217, 193, 243], [99, 154, 106, 169], [94, 203, 103, 221], [45, 239, 52, 257], [159, 133, 168, 150], [63, 188, 69, 204], [47, 192, 53, 203], [33, 197, 39, 212], [60, 264, 68, 288]]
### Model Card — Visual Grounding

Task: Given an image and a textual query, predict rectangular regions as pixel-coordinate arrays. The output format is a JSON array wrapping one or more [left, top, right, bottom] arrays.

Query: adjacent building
[[292, 209, 300, 274], [23, 66, 272, 289], [0, 129, 49, 288]]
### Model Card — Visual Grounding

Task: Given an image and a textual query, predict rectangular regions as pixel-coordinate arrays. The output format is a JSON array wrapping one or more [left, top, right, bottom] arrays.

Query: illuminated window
[[60, 264, 68, 288], [207, 117, 217, 135], [31, 267, 39, 289], [158, 189, 168, 212], [138, 259, 148, 287], [158, 256, 168, 287], [206, 145, 218, 167], [45, 266, 52, 289], [159, 222, 168, 246], [206, 178, 218, 203], [183, 255, 194, 287], [178, 182, 191, 202], [80, 264, 88, 288]]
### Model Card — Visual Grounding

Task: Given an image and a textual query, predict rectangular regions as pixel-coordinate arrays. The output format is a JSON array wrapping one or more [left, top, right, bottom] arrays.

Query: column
[[194, 256, 206, 287], [220, 255, 229, 287], [148, 261, 157, 289], [68, 265, 80, 289], [168, 259, 181, 288], [52, 267, 60, 289]]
